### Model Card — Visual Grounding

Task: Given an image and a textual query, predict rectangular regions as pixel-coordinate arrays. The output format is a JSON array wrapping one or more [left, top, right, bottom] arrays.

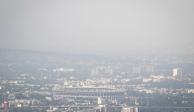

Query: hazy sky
[[0, 0, 194, 55]]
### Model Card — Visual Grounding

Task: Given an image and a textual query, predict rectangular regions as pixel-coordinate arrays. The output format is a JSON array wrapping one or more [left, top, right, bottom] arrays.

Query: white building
[[172, 68, 182, 77], [121, 107, 138, 112]]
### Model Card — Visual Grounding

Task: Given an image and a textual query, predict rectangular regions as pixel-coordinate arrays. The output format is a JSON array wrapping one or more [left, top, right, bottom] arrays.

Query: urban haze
[[0, 0, 194, 112]]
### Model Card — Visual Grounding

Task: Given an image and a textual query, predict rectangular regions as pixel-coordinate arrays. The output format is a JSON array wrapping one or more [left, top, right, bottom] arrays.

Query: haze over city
[[1, 0, 194, 55], [1, 0, 194, 112]]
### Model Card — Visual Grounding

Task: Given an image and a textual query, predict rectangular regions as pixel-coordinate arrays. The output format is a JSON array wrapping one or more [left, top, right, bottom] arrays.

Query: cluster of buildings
[[1, 50, 194, 112]]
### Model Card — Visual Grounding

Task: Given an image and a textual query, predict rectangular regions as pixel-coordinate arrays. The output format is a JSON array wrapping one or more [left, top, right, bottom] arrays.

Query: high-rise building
[[97, 97, 102, 105], [172, 68, 182, 77], [3, 99, 9, 112]]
